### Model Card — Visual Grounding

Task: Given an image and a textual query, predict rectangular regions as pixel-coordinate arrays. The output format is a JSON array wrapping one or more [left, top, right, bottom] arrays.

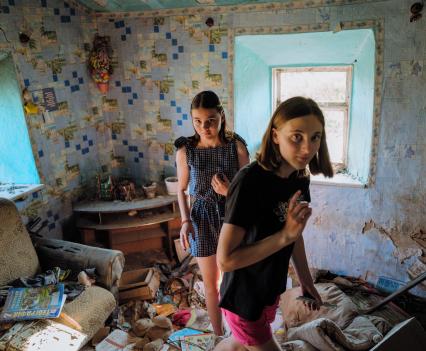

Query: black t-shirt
[[219, 161, 311, 321]]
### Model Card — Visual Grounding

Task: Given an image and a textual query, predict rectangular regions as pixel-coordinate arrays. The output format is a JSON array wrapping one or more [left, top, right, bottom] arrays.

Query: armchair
[[0, 198, 125, 348]]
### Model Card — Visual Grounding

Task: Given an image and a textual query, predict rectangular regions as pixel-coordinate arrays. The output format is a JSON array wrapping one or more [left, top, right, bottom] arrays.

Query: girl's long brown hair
[[256, 96, 334, 177], [189, 90, 232, 145]]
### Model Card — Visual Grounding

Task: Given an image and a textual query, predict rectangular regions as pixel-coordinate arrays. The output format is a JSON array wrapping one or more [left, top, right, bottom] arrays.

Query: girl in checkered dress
[[175, 91, 250, 336]]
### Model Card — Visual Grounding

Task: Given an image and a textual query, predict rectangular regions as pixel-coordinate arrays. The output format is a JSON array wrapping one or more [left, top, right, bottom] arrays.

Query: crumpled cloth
[[285, 315, 391, 351], [172, 309, 192, 327], [10, 267, 67, 288], [0, 267, 96, 307]]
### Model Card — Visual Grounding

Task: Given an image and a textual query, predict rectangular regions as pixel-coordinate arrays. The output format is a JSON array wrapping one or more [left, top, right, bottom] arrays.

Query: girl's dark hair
[[256, 96, 334, 177], [189, 90, 230, 144]]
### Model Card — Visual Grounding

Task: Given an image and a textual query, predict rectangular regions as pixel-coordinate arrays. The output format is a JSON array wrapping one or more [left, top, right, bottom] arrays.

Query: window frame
[[272, 65, 353, 172]]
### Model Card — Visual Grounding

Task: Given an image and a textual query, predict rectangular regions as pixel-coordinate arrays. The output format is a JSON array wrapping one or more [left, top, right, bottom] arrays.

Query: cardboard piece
[[119, 268, 160, 301], [153, 303, 177, 317], [370, 317, 426, 351], [0, 319, 86, 351], [95, 329, 131, 351]]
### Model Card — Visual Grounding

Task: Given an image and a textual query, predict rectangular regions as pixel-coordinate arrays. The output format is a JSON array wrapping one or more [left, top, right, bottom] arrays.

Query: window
[[234, 29, 376, 186], [273, 66, 352, 171], [0, 53, 40, 187]]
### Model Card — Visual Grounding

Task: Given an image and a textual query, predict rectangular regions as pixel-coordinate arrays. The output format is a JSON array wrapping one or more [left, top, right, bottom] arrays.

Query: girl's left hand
[[211, 173, 230, 196], [301, 284, 322, 311]]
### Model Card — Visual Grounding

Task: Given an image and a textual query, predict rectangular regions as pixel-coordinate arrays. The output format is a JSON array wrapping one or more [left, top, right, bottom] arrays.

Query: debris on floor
[[276, 268, 426, 350], [87, 255, 426, 351], [91, 252, 425, 351], [4, 248, 425, 351], [86, 252, 212, 351]]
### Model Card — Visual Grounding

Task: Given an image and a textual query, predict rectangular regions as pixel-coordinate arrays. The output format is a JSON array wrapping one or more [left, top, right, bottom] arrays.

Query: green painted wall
[[234, 40, 270, 156], [0, 55, 40, 184]]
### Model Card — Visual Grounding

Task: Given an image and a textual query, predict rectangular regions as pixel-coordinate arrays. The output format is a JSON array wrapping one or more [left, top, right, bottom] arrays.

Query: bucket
[[165, 176, 178, 195], [143, 182, 157, 199]]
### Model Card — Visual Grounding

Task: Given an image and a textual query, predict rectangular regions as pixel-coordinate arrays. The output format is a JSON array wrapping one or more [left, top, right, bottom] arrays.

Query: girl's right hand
[[281, 190, 312, 244], [180, 221, 194, 251]]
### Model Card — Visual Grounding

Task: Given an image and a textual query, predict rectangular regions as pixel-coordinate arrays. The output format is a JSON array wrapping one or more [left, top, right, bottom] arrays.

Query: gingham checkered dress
[[175, 135, 244, 257]]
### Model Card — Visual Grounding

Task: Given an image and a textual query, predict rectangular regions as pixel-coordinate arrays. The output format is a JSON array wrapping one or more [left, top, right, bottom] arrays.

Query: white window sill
[[311, 173, 367, 188], [0, 184, 44, 201]]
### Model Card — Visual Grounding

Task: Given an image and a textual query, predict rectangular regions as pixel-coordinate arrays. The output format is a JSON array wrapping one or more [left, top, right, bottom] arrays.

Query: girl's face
[[192, 108, 222, 139], [272, 114, 323, 171]]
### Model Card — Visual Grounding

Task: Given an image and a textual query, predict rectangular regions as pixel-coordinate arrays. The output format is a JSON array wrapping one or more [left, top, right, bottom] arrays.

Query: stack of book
[[0, 283, 66, 321]]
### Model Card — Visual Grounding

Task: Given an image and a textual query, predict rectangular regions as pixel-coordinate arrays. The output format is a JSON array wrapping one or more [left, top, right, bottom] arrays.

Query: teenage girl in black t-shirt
[[216, 97, 334, 350]]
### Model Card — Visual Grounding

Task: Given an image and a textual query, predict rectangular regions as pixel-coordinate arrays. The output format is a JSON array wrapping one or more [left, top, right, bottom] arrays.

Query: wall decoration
[[88, 35, 113, 93], [410, 2, 424, 22], [19, 32, 30, 44], [42, 88, 59, 112], [205, 17, 214, 27], [22, 88, 40, 115]]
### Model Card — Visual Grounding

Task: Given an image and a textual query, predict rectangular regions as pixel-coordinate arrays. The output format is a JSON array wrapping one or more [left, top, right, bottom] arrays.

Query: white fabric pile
[[278, 283, 391, 351]]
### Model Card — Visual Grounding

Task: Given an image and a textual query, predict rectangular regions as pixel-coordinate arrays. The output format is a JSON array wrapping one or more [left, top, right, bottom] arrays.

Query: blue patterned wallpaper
[[97, 14, 230, 183], [0, 0, 108, 237]]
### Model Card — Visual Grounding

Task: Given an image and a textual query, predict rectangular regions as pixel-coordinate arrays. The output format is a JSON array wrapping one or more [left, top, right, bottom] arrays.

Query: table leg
[[107, 230, 113, 249], [80, 229, 95, 244]]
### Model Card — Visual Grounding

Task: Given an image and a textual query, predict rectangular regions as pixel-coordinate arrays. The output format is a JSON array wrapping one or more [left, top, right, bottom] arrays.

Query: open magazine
[[169, 328, 215, 351], [181, 332, 215, 351], [0, 283, 66, 321]]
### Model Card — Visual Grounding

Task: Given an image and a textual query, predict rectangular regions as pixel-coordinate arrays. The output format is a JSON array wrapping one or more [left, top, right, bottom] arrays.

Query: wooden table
[[73, 195, 181, 257]]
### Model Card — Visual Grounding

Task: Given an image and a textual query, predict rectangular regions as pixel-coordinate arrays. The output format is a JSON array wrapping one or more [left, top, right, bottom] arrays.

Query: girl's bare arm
[[176, 147, 190, 221], [236, 139, 250, 169], [291, 236, 322, 307], [291, 236, 315, 287], [217, 223, 289, 272]]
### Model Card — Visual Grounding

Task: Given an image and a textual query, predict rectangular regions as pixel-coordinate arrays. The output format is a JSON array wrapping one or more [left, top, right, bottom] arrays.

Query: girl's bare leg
[[197, 255, 223, 335], [246, 337, 281, 351], [215, 336, 280, 351], [214, 336, 246, 351]]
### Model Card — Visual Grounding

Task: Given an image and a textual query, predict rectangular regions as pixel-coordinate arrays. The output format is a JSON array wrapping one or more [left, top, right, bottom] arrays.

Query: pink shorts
[[222, 297, 280, 346]]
